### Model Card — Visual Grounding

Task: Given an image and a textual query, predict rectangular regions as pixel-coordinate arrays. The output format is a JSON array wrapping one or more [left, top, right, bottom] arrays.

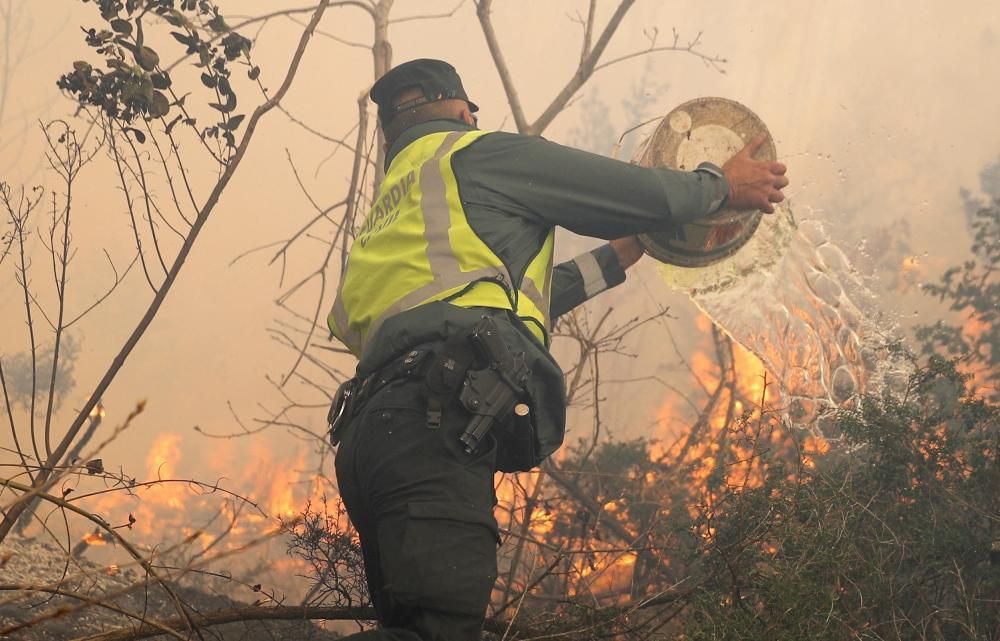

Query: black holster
[[331, 317, 541, 471], [423, 316, 539, 472]]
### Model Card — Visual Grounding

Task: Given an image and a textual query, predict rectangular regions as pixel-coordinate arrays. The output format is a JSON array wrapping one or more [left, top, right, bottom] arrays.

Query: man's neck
[[384, 119, 477, 171]]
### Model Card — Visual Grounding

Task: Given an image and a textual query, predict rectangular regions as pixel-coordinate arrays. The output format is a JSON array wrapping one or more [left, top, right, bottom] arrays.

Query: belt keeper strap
[[426, 397, 442, 430]]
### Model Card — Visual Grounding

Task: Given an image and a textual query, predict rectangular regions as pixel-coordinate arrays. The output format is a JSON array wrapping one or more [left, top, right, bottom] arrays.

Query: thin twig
[[0, 0, 335, 544]]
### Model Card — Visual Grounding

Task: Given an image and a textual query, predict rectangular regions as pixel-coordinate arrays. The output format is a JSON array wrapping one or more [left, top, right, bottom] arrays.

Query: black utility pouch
[[422, 336, 477, 429], [495, 404, 540, 473]]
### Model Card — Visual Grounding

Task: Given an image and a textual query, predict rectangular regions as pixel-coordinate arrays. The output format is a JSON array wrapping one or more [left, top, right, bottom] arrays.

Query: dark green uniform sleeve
[[455, 131, 729, 238], [550, 244, 626, 319]]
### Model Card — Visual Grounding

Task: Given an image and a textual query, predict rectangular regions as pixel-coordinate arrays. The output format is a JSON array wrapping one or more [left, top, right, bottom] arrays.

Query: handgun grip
[[460, 415, 493, 453]]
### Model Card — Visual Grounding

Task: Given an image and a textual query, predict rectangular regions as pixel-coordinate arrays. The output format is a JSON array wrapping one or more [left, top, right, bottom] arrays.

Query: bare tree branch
[[389, 0, 466, 24], [0, 0, 335, 544], [477, 0, 637, 136], [0, 476, 201, 637], [0, 584, 188, 641], [593, 27, 727, 74], [474, 0, 528, 133]]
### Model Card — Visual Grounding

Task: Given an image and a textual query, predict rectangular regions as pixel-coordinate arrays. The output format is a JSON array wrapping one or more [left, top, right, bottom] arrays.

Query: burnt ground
[[0, 534, 346, 640]]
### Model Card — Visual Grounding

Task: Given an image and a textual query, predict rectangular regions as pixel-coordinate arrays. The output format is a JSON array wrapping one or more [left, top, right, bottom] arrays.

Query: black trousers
[[335, 376, 499, 640]]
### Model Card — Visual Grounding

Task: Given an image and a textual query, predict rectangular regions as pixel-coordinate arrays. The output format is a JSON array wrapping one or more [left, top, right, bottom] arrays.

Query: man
[[328, 59, 787, 640]]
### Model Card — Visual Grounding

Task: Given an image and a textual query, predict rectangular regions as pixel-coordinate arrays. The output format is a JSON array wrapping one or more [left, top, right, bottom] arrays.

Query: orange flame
[[959, 313, 994, 399], [73, 429, 343, 602], [82, 532, 107, 546]]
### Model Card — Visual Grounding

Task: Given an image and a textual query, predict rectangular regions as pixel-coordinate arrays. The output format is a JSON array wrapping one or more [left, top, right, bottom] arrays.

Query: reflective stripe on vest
[[328, 130, 555, 357]]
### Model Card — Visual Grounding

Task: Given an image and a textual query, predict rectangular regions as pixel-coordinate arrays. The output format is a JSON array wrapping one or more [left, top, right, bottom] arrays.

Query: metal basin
[[636, 97, 776, 268]]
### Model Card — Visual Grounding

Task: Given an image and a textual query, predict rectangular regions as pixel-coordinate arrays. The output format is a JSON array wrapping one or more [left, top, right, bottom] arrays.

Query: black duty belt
[[327, 347, 433, 446], [328, 316, 539, 471]]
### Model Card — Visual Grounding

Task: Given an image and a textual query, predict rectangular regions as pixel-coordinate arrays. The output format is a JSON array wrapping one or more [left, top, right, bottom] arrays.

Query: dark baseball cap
[[370, 58, 479, 125]]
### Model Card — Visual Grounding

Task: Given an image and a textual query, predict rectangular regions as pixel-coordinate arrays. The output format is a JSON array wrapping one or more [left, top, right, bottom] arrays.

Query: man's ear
[[458, 104, 475, 127]]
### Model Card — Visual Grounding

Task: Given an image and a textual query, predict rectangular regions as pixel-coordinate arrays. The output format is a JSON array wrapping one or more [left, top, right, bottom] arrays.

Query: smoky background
[[0, 0, 997, 613]]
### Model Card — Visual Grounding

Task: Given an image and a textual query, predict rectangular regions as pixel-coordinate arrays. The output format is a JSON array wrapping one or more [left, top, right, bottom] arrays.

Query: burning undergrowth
[[56, 431, 332, 600], [2, 188, 996, 639], [0, 533, 341, 640], [485, 353, 998, 640]]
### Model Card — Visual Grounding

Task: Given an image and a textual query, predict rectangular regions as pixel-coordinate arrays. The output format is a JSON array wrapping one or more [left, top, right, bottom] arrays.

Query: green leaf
[[151, 72, 171, 90], [248, 65, 260, 81], [208, 91, 237, 114], [164, 11, 188, 28], [200, 72, 217, 88], [110, 19, 133, 35], [164, 114, 183, 136], [207, 14, 230, 33], [221, 32, 251, 61], [136, 46, 160, 72], [220, 114, 245, 131], [140, 78, 155, 103], [149, 91, 170, 118], [125, 127, 146, 144], [170, 31, 195, 47], [72, 60, 91, 72]]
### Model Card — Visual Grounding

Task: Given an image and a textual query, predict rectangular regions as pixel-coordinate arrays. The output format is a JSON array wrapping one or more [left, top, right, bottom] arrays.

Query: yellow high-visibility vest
[[328, 130, 555, 358]]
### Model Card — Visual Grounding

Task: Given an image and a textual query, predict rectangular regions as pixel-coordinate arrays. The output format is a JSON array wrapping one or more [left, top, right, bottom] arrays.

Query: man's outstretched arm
[[549, 237, 644, 319], [457, 132, 787, 238]]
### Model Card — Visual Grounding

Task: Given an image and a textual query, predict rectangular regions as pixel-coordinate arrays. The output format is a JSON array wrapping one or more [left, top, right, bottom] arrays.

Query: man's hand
[[721, 134, 789, 214], [610, 236, 644, 270]]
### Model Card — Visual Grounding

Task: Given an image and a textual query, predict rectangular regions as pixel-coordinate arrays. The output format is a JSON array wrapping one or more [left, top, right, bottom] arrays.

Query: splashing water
[[657, 203, 909, 437], [634, 99, 912, 438]]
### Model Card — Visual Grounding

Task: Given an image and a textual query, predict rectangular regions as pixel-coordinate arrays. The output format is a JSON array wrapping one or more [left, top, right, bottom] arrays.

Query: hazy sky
[[2, 0, 998, 535]]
